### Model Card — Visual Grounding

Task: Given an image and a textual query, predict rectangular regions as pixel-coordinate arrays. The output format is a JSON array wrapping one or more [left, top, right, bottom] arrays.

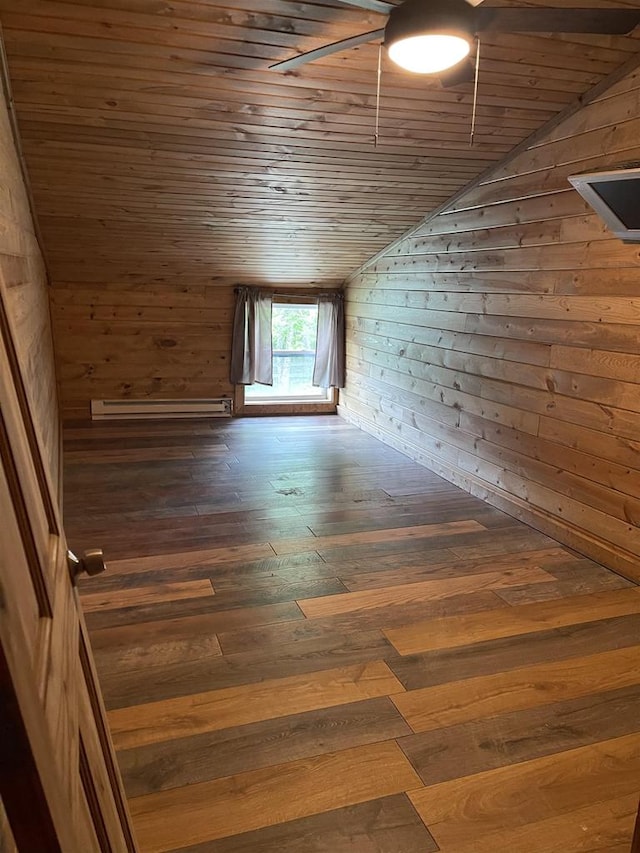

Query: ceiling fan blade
[[334, 0, 394, 13], [439, 58, 476, 88], [474, 7, 640, 35], [270, 29, 384, 72]]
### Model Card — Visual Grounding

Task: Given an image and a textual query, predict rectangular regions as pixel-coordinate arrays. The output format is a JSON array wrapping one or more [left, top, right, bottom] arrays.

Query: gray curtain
[[229, 287, 273, 385], [313, 292, 345, 389]]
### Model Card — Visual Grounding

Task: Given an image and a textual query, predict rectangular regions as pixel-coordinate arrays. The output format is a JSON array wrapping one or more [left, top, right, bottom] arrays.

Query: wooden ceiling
[[2, 0, 640, 288]]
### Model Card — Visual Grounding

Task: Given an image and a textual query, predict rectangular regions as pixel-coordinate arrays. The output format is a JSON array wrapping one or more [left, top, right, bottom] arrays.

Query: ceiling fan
[[270, 0, 640, 81]]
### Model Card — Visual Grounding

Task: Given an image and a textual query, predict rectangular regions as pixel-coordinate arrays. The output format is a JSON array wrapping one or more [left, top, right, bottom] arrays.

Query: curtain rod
[[272, 291, 317, 297], [234, 286, 343, 299]]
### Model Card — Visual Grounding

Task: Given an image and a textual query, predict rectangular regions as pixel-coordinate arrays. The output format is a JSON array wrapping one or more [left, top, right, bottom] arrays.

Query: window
[[230, 288, 343, 415], [245, 301, 332, 404]]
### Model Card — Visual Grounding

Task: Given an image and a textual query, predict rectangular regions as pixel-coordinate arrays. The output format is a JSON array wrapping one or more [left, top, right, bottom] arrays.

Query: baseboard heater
[[90, 398, 233, 420]]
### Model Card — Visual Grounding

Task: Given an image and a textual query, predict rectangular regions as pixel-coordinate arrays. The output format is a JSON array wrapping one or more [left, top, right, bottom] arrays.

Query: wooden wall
[[8, 0, 639, 294], [0, 76, 59, 489], [50, 281, 234, 420], [341, 65, 640, 582]]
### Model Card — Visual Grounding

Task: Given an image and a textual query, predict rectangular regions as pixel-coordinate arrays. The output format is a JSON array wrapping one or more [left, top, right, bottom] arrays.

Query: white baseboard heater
[[90, 398, 233, 420]]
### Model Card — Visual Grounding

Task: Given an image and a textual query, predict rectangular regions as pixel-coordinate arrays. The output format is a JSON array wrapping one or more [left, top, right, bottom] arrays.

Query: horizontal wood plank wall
[[50, 280, 235, 420], [0, 81, 59, 488], [341, 65, 640, 583]]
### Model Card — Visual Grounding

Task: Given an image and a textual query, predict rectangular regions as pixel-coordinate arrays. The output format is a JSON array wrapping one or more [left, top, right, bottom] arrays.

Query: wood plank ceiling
[[2, 0, 640, 288]]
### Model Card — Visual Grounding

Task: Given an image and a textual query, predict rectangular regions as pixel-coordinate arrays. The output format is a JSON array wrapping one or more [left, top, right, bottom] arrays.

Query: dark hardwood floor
[[63, 415, 640, 853]]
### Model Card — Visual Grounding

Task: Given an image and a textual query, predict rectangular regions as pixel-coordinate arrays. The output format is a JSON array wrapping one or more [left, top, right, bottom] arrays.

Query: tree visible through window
[[245, 302, 330, 402]]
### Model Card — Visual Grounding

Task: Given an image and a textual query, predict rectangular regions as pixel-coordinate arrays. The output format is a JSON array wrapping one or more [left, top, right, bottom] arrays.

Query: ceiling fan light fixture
[[387, 33, 471, 74], [383, 0, 476, 74]]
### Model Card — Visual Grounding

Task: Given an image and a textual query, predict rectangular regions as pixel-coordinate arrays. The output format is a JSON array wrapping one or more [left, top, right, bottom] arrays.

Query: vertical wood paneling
[[49, 281, 234, 419], [341, 65, 640, 582], [0, 81, 59, 490]]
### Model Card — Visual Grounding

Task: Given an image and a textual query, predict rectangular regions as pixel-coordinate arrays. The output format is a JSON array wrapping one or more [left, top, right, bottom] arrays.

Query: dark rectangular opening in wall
[[591, 178, 640, 229]]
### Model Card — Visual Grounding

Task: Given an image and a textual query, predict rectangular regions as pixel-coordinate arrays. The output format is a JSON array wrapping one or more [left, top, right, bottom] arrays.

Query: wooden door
[[0, 277, 137, 850]]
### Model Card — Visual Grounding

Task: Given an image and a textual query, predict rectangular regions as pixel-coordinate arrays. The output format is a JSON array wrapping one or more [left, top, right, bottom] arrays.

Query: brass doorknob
[[68, 548, 107, 579]]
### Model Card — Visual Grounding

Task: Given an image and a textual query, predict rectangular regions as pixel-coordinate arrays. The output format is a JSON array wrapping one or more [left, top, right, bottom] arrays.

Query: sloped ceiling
[[2, 0, 640, 288]]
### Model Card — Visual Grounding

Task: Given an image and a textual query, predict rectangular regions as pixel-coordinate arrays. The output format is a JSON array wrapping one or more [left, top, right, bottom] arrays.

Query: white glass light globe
[[387, 34, 471, 74]]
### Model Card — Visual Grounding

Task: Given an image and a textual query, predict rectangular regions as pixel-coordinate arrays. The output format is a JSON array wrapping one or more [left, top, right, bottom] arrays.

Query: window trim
[[233, 293, 339, 416], [234, 385, 338, 417]]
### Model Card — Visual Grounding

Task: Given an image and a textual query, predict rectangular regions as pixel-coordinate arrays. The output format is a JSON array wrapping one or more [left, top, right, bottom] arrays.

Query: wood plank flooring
[[63, 415, 640, 853]]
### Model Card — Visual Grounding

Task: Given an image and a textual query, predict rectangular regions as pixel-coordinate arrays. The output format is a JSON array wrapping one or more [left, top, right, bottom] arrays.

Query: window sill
[[234, 387, 338, 416]]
